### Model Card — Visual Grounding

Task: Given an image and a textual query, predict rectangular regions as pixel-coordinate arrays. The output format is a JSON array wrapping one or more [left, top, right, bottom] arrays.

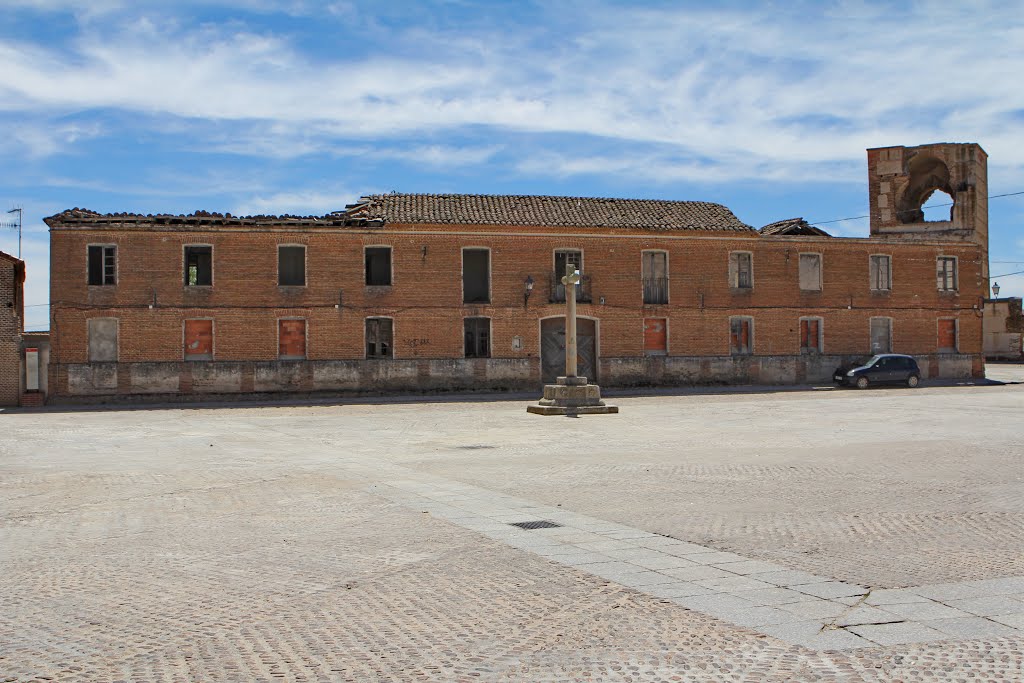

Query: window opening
[[185, 319, 213, 360], [278, 319, 306, 359], [463, 249, 490, 304], [799, 254, 822, 291], [278, 246, 306, 286], [366, 318, 393, 358], [464, 318, 490, 358], [365, 247, 392, 286], [870, 255, 892, 291], [185, 246, 212, 286], [88, 245, 117, 286], [730, 317, 752, 355], [937, 256, 957, 292], [642, 252, 668, 304]]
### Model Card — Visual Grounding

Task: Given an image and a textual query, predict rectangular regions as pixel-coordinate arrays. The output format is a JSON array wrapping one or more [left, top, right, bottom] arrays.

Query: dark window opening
[[88, 245, 116, 286], [365, 247, 392, 286], [366, 318, 393, 359], [184, 246, 212, 286], [278, 246, 306, 286], [463, 249, 490, 304], [464, 317, 490, 358]]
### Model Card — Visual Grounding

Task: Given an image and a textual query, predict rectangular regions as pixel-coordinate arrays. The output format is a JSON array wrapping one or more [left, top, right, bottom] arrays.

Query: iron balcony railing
[[549, 272, 593, 303], [643, 277, 669, 304]]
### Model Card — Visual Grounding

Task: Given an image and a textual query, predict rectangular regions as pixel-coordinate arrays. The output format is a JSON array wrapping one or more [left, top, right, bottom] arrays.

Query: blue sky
[[2, 0, 1024, 330]]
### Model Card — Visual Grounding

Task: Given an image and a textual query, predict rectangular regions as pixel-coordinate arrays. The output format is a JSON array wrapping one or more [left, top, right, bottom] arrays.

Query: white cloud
[[232, 189, 360, 217]]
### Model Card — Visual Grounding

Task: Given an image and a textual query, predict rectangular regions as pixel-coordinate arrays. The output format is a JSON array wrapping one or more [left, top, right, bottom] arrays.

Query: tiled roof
[[0, 250, 22, 264], [759, 218, 831, 237], [344, 194, 754, 232]]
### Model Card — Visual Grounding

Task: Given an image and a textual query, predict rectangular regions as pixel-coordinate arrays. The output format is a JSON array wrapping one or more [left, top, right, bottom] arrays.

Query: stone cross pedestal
[[527, 264, 618, 416]]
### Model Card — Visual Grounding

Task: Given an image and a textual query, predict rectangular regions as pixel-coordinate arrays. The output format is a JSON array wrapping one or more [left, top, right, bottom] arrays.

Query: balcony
[[643, 277, 668, 305], [549, 271, 592, 303]]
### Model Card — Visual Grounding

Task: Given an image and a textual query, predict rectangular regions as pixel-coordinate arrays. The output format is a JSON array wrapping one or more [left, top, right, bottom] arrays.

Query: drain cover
[[509, 520, 562, 530]]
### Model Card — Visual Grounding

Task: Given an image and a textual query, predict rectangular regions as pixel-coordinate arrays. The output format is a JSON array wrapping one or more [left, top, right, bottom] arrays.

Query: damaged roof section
[[759, 218, 831, 237], [343, 193, 755, 232]]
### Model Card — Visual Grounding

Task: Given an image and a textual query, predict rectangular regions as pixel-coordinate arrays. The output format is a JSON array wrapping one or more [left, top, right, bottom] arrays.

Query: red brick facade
[[0, 251, 25, 406], [43, 144, 990, 401]]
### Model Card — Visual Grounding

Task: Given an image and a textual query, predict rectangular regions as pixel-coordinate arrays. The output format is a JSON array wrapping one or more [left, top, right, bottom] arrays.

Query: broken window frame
[[278, 244, 307, 287], [799, 316, 823, 353], [183, 245, 213, 287], [730, 251, 753, 290], [798, 253, 823, 292], [365, 246, 393, 287], [87, 244, 117, 286], [183, 318, 214, 361], [365, 317, 394, 359], [87, 317, 119, 362], [729, 316, 753, 356], [936, 256, 958, 292], [869, 254, 892, 292], [641, 250, 669, 304], [464, 317, 491, 358]]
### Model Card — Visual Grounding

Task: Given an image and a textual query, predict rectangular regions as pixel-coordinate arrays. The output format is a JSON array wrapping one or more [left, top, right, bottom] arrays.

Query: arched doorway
[[540, 317, 598, 383]]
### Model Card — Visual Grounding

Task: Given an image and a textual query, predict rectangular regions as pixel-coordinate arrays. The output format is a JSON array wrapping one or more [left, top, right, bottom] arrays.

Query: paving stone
[[834, 606, 902, 627], [682, 551, 749, 565], [729, 587, 811, 606], [944, 595, 1024, 617], [626, 555, 700, 571], [746, 569, 830, 587], [658, 565, 736, 582], [612, 570, 680, 588], [922, 617, 1021, 639], [989, 612, 1024, 629], [671, 593, 758, 613], [792, 582, 869, 600], [643, 582, 715, 599], [863, 589, 932, 606], [775, 599, 851, 620], [711, 559, 786, 575], [756, 621, 875, 650], [882, 601, 974, 621], [847, 621, 948, 646], [693, 575, 777, 593]]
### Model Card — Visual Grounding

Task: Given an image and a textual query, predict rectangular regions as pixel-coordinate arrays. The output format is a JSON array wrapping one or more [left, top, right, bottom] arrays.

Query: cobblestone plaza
[[3, 380, 1024, 681]]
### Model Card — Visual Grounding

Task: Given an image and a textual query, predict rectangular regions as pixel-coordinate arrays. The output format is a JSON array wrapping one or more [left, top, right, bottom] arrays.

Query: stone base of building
[[47, 353, 984, 405], [527, 376, 618, 416]]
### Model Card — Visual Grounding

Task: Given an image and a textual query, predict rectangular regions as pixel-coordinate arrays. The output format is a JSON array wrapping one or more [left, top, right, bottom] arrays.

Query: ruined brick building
[[44, 142, 989, 402], [0, 250, 26, 406]]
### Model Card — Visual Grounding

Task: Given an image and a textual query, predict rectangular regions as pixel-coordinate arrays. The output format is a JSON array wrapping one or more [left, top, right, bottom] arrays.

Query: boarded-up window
[[88, 245, 117, 286], [464, 317, 490, 358], [642, 251, 668, 304], [366, 318, 393, 359], [463, 249, 490, 303], [278, 319, 306, 359], [730, 317, 752, 355], [184, 246, 212, 286], [88, 318, 118, 362], [870, 255, 891, 291], [184, 319, 213, 360], [937, 257, 957, 292], [800, 318, 822, 353], [870, 317, 892, 354], [365, 247, 392, 286], [644, 318, 667, 355], [729, 252, 753, 289], [799, 254, 822, 291], [938, 319, 958, 352], [278, 246, 306, 286]]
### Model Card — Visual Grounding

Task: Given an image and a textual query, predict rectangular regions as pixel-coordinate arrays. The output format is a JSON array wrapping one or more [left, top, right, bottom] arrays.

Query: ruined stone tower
[[867, 142, 988, 278]]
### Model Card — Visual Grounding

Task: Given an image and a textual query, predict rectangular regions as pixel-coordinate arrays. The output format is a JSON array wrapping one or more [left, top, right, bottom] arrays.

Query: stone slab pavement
[[2, 383, 1024, 681]]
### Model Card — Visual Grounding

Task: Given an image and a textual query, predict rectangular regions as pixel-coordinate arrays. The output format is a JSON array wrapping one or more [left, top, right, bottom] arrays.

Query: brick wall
[[47, 222, 985, 399], [0, 256, 24, 406]]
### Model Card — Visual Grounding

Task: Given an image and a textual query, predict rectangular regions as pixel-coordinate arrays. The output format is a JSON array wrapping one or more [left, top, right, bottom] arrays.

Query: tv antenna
[[2, 207, 22, 258]]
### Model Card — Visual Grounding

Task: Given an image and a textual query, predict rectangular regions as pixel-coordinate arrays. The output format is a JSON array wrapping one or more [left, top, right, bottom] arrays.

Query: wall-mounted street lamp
[[992, 281, 1001, 298], [524, 275, 535, 307]]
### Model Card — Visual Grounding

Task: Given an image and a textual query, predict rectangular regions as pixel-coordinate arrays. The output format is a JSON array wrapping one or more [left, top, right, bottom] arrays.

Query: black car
[[833, 354, 921, 389]]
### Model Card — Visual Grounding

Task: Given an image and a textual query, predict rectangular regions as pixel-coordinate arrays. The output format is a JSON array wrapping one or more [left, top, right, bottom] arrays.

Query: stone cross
[[561, 262, 582, 380]]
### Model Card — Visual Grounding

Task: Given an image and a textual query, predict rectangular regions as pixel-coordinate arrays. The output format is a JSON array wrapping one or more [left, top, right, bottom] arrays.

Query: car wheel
[[855, 376, 869, 390], [907, 375, 920, 388]]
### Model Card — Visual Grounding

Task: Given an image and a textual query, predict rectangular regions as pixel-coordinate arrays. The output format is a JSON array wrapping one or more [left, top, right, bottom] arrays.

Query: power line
[[806, 190, 1024, 227]]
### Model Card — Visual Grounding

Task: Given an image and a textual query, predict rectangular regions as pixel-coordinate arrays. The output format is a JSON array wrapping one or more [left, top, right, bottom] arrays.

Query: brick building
[[0, 250, 26, 406], [45, 142, 989, 402]]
